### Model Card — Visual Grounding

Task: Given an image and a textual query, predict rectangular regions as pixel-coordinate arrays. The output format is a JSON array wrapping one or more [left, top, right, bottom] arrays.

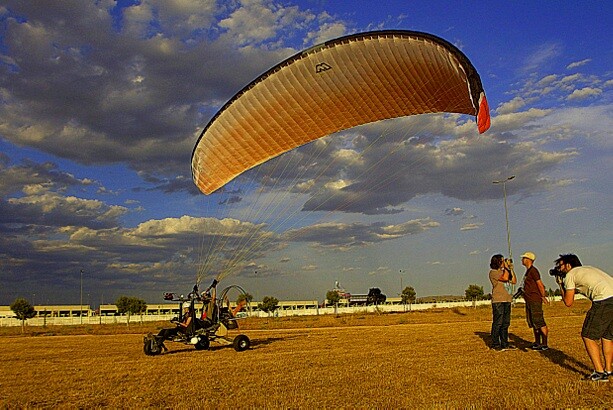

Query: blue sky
[[0, 1, 611, 306]]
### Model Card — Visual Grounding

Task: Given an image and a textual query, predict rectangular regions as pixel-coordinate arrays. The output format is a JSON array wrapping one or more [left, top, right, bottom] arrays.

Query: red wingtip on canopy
[[477, 93, 491, 134]]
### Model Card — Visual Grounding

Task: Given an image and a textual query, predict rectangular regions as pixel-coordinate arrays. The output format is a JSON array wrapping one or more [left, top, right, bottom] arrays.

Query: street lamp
[[399, 270, 403, 294], [492, 175, 515, 259], [80, 269, 83, 324]]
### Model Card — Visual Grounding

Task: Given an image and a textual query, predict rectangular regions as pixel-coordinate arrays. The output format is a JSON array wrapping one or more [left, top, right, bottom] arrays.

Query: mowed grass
[[1, 300, 611, 408]]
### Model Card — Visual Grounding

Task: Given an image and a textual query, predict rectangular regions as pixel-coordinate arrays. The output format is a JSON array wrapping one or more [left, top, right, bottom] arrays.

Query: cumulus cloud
[[496, 96, 529, 115], [0, 159, 94, 197], [305, 20, 347, 45], [492, 108, 552, 132], [460, 222, 483, 231], [444, 208, 464, 216], [3, 190, 127, 230], [0, 1, 333, 183], [0, 202, 282, 292], [271, 117, 577, 214], [566, 87, 602, 101], [283, 219, 440, 250], [536, 105, 612, 149], [536, 74, 558, 87]]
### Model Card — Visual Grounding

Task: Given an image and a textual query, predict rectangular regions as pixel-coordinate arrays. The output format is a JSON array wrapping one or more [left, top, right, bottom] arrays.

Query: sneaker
[[536, 345, 549, 351], [491, 346, 507, 351], [586, 371, 608, 382], [529, 343, 541, 350], [503, 344, 518, 350]]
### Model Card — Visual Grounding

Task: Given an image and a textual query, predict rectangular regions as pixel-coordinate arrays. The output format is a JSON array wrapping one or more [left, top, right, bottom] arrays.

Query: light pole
[[80, 269, 83, 324], [492, 175, 515, 259], [399, 270, 403, 294], [493, 175, 516, 293], [399, 270, 405, 311]]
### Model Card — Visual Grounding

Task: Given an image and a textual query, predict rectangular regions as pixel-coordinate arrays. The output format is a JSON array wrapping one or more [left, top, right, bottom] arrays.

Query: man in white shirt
[[554, 254, 613, 382]]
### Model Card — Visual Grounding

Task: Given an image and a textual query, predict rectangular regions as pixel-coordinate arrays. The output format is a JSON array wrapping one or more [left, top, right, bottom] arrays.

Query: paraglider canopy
[[192, 30, 490, 195]]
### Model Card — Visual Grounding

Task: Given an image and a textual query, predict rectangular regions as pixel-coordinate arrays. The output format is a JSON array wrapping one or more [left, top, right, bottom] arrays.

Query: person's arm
[[562, 287, 575, 306], [499, 266, 517, 283], [556, 276, 575, 307], [179, 313, 193, 328], [509, 268, 517, 285], [536, 279, 549, 303], [232, 300, 247, 316]]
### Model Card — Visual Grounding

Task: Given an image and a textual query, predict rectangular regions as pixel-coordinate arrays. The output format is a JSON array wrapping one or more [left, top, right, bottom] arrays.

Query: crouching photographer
[[554, 254, 613, 382]]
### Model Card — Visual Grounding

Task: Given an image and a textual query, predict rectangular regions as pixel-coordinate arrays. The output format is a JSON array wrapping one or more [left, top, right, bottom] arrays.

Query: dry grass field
[[1, 300, 611, 408]]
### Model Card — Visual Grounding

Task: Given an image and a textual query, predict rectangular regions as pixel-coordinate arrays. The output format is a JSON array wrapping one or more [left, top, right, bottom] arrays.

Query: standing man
[[554, 254, 613, 382], [489, 254, 517, 350], [521, 251, 549, 351]]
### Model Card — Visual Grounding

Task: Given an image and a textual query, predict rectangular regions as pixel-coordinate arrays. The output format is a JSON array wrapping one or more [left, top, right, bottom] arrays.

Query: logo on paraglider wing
[[315, 62, 332, 73]]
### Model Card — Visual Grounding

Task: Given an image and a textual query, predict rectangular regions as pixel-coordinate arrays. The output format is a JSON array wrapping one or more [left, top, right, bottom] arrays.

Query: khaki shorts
[[525, 301, 546, 329]]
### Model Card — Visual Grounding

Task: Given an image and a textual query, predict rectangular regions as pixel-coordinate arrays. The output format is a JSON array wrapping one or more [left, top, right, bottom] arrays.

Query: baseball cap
[[521, 251, 536, 261]]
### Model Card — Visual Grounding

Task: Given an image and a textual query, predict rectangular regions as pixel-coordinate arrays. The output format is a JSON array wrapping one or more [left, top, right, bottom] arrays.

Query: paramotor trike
[[143, 280, 250, 355]]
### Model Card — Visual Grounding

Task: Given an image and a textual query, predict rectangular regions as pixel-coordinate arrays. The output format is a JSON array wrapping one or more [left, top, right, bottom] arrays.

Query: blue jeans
[[491, 302, 511, 348]]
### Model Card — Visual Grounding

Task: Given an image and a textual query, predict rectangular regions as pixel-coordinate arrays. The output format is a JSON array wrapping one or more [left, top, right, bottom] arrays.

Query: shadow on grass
[[536, 346, 592, 376], [475, 331, 591, 376], [209, 335, 290, 350], [250, 336, 288, 347], [475, 331, 532, 351], [161, 334, 296, 354], [451, 307, 467, 316], [162, 346, 197, 355]]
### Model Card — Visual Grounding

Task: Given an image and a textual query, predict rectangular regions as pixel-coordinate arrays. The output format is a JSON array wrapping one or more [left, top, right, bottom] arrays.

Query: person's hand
[[555, 275, 564, 286]]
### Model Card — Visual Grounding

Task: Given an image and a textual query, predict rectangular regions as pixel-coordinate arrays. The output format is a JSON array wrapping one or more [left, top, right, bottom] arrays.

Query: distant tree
[[401, 286, 416, 305], [10, 298, 36, 333], [237, 293, 253, 304], [258, 296, 279, 316], [465, 284, 484, 301], [115, 296, 147, 326], [326, 290, 341, 306], [553, 288, 561, 297]]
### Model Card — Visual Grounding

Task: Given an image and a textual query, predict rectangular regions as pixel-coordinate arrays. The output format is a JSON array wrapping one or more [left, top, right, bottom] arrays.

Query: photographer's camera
[[549, 267, 565, 278]]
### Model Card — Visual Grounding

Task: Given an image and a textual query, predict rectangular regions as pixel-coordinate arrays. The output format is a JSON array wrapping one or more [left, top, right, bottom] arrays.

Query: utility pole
[[399, 270, 403, 294], [493, 175, 516, 291], [493, 176, 515, 259], [80, 269, 84, 324]]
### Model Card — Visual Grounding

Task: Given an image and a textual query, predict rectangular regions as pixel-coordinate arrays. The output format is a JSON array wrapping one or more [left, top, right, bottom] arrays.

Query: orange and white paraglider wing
[[192, 30, 490, 195]]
